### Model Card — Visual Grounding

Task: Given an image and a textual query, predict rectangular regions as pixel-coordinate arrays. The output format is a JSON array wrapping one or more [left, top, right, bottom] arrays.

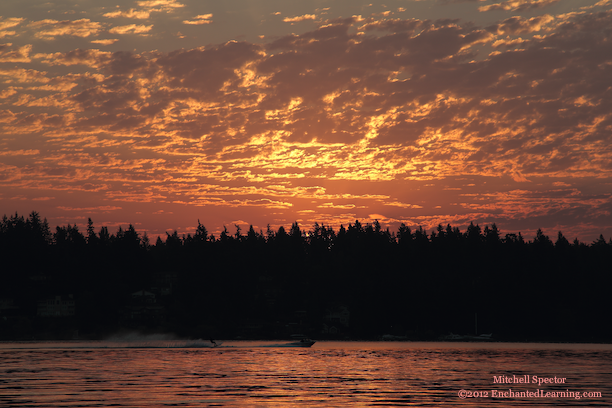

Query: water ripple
[[0, 342, 611, 407]]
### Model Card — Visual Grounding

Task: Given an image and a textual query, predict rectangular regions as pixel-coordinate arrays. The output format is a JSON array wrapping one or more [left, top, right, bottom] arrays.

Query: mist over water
[[1, 342, 611, 407], [105, 332, 179, 342], [101, 332, 221, 349]]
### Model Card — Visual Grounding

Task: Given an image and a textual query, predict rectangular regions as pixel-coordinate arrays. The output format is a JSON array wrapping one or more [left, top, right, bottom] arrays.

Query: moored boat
[[441, 332, 493, 341]]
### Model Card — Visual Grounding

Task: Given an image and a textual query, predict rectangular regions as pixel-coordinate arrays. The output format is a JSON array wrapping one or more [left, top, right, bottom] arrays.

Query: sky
[[1, 0, 611, 242]]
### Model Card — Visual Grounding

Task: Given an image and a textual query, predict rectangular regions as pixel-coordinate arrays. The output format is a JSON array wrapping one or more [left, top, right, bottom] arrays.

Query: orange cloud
[[0, 68, 50, 84], [0, 44, 32, 63], [479, 0, 560, 12], [29, 19, 104, 40], [137, 0, 185, 8], [57, 205, 122, 212], [283, 14, 316, 23], [318, 203, 357, 209], [33, 49, 111, 68], [0, 17, 25, 38], [0, 17, 24, 31], [91, 39, 119, 46], [1, 6, 612, 242], [103, 0, 184, 21], [109, 24, 153, 35], [183, 14, 213, 25], [488, 15, 555, 35], [104, 9, 152, 19], [0, 149, 39, 156]]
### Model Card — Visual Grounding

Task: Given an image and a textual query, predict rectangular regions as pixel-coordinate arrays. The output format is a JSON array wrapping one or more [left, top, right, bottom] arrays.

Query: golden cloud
[[0, 44, 32, 63], [0, 18, 24, 38], [91, 39, 119, 46], [109, 24, 153, 35], [1, 8, 612, 242], [103, 9, 152, 19], [183, 14, 213, 25], [29, 19, 104, 40], [480, 0, 560, 12], [33, 49, 111, 68], [283, 14, 316, 23], [137, 0, 185, 8]]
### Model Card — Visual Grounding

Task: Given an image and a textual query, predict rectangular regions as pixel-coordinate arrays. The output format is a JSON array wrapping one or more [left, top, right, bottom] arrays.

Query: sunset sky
[[1, 0, 611, 241]]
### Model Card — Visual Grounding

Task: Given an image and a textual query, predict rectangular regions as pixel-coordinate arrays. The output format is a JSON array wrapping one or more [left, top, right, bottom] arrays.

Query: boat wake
[[0, 339, 321, 349]]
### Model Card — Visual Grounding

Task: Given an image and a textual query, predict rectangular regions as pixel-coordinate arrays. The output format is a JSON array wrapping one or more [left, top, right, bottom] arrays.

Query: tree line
[[1, 211, 611, 342], [2, 210, 608, 251]]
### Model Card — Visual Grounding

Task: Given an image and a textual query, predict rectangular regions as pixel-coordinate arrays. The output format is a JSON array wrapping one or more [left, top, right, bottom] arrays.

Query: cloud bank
[[1, 1, 611, 240]]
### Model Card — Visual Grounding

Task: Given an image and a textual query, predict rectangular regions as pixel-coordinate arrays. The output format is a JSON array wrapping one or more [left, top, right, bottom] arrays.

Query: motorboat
[[264, 335, 316, 347], [281, 338, 316, 347], [263, 339, 315, 347]]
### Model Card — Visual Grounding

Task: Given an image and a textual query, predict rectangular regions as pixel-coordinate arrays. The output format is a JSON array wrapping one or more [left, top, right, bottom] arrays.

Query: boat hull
[[265, 340, 316, 348]]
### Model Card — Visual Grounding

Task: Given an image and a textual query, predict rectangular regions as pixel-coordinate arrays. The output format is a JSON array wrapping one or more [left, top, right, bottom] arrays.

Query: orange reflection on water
[[1, 342, 612, 407]]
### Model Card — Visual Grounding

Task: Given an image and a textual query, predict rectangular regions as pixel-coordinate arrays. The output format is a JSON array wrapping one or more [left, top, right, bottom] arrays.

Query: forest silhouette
[[1, 211, 611, 342]]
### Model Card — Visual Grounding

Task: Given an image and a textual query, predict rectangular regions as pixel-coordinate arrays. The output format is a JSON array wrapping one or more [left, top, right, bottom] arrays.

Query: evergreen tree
[[555, 231, 570, 249], [86, 218, 97, 245], [533, 228, 553, 248], [195, 220, 208, 242]]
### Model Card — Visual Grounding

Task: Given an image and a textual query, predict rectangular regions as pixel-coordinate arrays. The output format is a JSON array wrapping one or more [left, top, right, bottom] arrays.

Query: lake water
[[1, 340, 611, 407]]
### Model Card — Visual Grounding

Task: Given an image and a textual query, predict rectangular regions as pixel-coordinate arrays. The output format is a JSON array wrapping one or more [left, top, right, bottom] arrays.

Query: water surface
[[1, 341, 610, 407]]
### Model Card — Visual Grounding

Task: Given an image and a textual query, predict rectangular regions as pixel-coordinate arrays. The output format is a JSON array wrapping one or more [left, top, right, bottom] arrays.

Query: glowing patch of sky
[[1, 0, 611, 242]]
